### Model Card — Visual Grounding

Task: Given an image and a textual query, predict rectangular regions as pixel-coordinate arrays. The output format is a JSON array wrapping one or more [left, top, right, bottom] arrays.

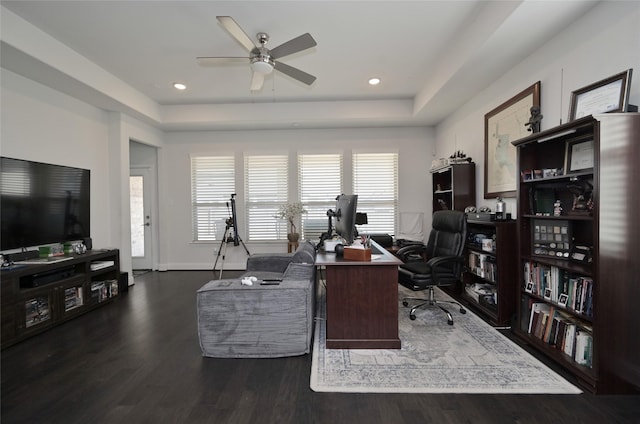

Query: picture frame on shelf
[[565, 139, 594, 174], [484, 81, 541, 199], [558, 293, 569, 307], [568, 69, 633, 121]]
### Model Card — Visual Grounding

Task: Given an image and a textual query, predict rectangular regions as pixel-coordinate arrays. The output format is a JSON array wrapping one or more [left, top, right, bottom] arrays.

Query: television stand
[[1, 249, 121, 349]]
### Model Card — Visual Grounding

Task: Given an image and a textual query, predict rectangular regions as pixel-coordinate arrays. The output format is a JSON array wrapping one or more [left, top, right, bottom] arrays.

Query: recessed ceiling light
[[368, 78, 381, 86], [173, 82, 187, 90]]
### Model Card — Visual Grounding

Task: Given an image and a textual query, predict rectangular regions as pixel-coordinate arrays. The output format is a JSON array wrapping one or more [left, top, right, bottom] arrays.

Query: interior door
[[130, 168, 153, 270]]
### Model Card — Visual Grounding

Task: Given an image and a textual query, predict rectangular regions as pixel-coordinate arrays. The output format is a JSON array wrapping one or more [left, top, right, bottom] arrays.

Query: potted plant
[[275, 202, 307, 242]]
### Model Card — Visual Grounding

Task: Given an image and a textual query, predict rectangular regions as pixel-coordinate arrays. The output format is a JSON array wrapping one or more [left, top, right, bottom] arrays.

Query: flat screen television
[[1, 157, 90, 252], [334, 194, 358, 245]]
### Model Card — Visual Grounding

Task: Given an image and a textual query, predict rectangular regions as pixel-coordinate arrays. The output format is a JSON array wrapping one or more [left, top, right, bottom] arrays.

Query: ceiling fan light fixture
[[250, 56, 274, 74]]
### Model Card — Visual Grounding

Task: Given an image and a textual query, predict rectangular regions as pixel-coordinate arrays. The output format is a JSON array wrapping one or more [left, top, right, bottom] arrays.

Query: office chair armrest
[[396, 244, 426, 262], [425, 255, 464, 285]]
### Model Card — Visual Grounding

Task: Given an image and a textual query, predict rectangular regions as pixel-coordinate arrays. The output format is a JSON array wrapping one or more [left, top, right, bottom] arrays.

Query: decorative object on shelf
[[484, 81, 541, 199], [275, 201, 307, 239], [568, 68, 633, 122], [448, 150, 472, 164], [495, 197, 506, 220], [524, 105, 543, 133], [567, 180, 593, 214], [553, 200, 563, 216]]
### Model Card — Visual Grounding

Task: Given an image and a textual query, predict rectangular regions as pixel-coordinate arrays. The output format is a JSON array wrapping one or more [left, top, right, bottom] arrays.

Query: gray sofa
[[241, 240, 316, 282], [197, 241, 317, 358]]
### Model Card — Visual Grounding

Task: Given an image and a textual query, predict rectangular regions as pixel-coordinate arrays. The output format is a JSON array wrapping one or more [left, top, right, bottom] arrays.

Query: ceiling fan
[[197, 16, 317, 91]]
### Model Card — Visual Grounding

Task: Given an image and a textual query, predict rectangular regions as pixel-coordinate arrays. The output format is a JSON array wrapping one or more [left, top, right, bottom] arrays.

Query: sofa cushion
[[292, 241, 316, 264]]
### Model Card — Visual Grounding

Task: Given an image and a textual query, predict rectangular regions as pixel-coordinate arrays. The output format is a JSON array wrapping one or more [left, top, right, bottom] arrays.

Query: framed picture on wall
[[484, 81, 541, 199], [568, 69, 633, 121]]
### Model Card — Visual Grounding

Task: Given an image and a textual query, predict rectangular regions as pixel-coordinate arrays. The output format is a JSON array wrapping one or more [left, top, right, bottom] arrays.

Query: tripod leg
[[237, 236, 251, 256], [218, 240, 228, 280], [213, 226, 228, 277]]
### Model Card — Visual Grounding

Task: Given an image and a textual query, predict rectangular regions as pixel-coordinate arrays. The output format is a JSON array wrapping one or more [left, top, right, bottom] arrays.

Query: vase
[[287, 232, 300, 242]]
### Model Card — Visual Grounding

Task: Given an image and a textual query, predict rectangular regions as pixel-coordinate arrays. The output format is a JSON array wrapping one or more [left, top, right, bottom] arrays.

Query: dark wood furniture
[[316, 240, 402, 349], [431, 163, 476, 213], [1, 249, 120, 349], [444, 219, 517, 326], [512, 113, 640, 394]]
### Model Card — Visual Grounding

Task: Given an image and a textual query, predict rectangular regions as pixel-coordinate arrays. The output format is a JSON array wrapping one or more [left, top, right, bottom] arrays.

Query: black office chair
[[397, 210, 467, 325]]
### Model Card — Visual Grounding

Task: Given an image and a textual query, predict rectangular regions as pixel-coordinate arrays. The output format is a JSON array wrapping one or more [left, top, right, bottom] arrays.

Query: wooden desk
[[316, 240, 402, 349]]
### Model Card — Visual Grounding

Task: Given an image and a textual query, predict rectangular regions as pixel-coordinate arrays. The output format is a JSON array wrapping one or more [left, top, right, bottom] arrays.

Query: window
[[191, 156, 235, 241], [353, 152, 398, 234], [298, 153, 343, 240], [245, 154, 288, 240]]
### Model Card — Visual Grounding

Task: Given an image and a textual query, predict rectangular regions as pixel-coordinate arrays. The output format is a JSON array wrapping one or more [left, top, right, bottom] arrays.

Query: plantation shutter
[[298, 153, 343, 240], [352, 152, 398, 235], [191, 156, 235, 241], [245, 154, 288, 240]]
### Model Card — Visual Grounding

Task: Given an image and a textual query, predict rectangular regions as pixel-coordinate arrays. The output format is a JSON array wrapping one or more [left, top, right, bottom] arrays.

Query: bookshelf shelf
[[443, 219, 517, 326], [430, 163, 475, 213], [512, 113, 640, 394], [1, 249, 120, 349]]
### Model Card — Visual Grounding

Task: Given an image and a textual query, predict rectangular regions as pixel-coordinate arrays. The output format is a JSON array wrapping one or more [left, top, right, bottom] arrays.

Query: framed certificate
[[568, 69, 632, 121], [565, 139, 594, 173]]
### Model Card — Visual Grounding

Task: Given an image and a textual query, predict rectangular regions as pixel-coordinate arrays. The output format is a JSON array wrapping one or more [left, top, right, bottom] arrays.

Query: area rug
[[310, 285, 582, 394]]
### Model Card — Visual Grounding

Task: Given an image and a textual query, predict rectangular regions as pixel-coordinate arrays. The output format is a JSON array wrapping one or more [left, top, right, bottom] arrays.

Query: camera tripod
[[213, 217, 250, 279]]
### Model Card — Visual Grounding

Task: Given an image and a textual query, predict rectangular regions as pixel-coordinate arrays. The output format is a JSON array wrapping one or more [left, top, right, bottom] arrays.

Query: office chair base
[[402, 288, 466, 325]]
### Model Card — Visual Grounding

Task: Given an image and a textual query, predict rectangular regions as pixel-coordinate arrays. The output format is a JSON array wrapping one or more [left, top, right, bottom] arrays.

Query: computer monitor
[[334, 194, 358, 245]]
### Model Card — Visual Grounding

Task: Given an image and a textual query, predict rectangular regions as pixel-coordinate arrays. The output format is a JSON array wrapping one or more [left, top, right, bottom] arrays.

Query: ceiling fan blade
[[216, 16, 256, 52], [197, 57, 248, 67], [250, 71, 264, 91], [270, 33, 317, 59], [274, 61, 316, 86]]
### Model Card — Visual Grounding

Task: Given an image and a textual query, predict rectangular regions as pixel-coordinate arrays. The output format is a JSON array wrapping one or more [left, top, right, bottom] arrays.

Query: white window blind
[[298, 153, 343, 240], [353, 152, 398, 235], [245, 154, 288, 240], [191, 156, 235, 241]]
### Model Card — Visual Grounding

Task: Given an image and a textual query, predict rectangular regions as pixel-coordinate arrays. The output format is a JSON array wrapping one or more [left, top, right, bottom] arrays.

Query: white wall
[[435, 1, 640, 217], [161, 126, 433, 270], [0, 69, 164, 282], [1, 70, 113, 248]]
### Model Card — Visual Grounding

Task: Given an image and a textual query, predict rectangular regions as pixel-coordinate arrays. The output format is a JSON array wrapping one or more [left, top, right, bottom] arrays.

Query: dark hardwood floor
[[2, 270, 639, 423]]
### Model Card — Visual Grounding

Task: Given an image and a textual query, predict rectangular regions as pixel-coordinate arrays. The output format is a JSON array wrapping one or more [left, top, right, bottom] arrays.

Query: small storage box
[[343, 246, 372, 261]]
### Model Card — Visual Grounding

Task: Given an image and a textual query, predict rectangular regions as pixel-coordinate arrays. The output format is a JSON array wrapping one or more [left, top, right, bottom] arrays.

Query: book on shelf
[[574, 327, 593, 368], [523, 262, 593, 315]]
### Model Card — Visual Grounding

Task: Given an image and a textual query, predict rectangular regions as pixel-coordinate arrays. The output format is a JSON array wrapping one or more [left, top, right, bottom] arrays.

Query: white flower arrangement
[[275, 202, 307, 234]]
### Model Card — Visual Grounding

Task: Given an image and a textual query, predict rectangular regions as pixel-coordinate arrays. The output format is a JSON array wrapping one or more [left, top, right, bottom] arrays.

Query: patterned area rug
[[310, 285, 582, 394]]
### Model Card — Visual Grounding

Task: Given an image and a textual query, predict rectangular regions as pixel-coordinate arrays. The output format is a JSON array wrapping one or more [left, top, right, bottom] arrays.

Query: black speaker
[[119, 272, 129, 293], [83, 237, 92, 251], [335, 244, 344, 257], [7, 250, 39, 262]]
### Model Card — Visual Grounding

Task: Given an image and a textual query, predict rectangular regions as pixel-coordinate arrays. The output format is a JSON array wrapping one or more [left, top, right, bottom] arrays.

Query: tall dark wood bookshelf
[[512, 113, 640, 394], [431, 163, 475, 213]]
